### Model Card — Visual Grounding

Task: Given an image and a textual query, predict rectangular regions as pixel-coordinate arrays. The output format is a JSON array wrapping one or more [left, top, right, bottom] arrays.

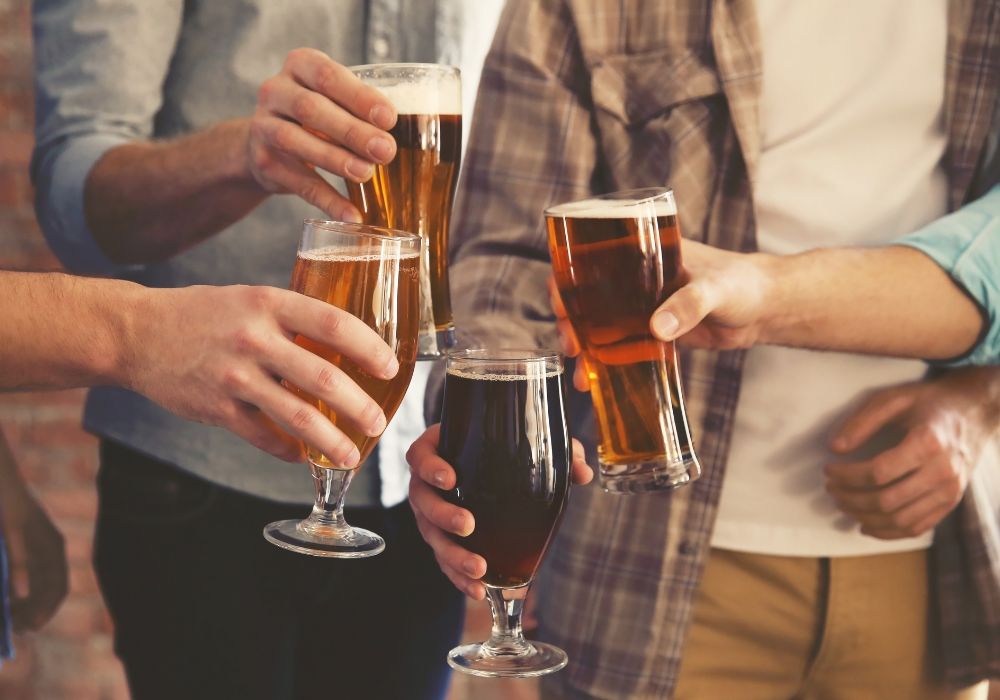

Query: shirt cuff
[[894, 185, 1000, 366], [35, 133, 145, 277]]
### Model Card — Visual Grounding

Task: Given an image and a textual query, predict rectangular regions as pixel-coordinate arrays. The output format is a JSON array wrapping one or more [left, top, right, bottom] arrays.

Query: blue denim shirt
[[896, 183, 1000, 365], [0, 532, 12, 666]]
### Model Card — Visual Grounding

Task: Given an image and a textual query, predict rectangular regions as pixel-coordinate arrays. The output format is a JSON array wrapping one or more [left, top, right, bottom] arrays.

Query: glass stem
[[482, 584, 533, 656], [298, 463, 355, 537]]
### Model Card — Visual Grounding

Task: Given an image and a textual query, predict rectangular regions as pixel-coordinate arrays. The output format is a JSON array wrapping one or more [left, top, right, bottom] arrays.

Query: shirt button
[[372, 37, 390, 58]]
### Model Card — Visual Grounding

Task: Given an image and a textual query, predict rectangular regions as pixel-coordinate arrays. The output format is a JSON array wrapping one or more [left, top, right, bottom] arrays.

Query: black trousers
[[94, 441, 464, 700]]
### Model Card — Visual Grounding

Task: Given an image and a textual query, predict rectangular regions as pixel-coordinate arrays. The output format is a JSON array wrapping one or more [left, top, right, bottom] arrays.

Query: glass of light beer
[[440, 349, 571, 678], [263, 220, 420, 557], [347, 63, 461, 359], [546, 188, 702, 494]]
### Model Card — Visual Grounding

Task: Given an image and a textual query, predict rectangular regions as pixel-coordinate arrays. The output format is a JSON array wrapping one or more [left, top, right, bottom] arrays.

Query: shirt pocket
[[589, 48, 727, 227]]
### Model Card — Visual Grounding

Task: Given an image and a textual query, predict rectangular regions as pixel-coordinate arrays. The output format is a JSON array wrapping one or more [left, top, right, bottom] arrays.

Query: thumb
[[831, 388, 917, 453], [650, 280, 716, 342]]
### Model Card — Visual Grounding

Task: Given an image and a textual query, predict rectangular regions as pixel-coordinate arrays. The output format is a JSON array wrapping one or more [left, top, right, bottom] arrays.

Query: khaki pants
[[673, 548, 987, 700], [542, 548, 987, 699]]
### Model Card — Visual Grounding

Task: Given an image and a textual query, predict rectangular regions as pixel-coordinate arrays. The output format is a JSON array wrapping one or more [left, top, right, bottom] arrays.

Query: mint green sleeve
[[894, 183, 1000, 366]]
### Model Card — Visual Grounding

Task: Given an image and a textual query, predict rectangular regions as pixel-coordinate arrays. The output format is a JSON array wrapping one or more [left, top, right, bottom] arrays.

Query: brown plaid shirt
[[438, 1, 1000, 697]]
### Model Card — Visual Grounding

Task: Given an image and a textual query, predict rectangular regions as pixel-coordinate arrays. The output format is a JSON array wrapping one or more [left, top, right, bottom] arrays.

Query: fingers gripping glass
[[546, 188, 702, 493], [439, 349, 571, 677], [346, 63, 462, 360], [263, 220, 421, 558]]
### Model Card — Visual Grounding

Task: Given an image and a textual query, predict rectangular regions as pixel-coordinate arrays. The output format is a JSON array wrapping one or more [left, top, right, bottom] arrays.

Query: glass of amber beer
[[440, 349, 571, 677], [263, 220, 420, 557], [347, 63, 461, 359], [546, 188, 702, 493]]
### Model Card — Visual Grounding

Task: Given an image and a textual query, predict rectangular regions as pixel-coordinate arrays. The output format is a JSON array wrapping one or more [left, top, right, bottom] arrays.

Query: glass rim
[[302, 219, 421, 246], [446, 348, 563, 374], [348, 62, 461, 77], [544, 187, 675, 217]]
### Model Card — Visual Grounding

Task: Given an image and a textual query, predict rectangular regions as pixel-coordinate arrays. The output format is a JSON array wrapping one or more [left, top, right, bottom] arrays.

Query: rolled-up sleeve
[[895, 183, 1000, 366], [30, 0, 184, 276]]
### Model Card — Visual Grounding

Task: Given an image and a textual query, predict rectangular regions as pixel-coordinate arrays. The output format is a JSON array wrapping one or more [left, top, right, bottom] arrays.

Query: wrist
[[102, 281, 153, 392], [749, 252, 786, 345]]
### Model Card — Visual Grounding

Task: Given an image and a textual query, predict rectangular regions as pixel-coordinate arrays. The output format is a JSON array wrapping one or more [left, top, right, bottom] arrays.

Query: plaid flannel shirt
[[436, 1, 1000, 697]]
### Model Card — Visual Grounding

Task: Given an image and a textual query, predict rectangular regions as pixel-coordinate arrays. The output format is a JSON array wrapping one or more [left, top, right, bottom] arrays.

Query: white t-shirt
[[712, 0, 949, 556]]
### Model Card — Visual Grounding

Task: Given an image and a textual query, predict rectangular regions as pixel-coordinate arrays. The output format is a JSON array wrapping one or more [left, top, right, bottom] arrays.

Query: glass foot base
[[599, 455, 702, 494], [448, 640, 568, 678], [263, 519, 385, 558], [416, 325, 456, 360]]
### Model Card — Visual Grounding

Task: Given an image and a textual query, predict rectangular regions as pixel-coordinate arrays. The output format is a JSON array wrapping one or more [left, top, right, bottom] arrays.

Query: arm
[[32, 0, 396, 269], [0, 271, 401, 469], [0, 429, 67, 632], [644, 184, 1000, 362]]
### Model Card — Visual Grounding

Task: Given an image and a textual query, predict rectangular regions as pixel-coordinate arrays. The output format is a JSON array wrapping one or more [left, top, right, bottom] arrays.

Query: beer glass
[[347, 63, 461, 359], [546, 188, 702, 493], [263, 220, 420, 557], [440, 349, 570, 678]]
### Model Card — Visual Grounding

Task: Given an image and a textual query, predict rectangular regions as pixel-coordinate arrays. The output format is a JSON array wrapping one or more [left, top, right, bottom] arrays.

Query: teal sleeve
[[894, 183, 1000, 366]]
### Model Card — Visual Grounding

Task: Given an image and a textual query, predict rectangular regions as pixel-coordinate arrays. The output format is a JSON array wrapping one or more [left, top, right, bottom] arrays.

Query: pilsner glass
[[440, 349, 570, 678], [263, 220, 420, 557], [546, 188, 702, 494], [347, 63, 461, 359]]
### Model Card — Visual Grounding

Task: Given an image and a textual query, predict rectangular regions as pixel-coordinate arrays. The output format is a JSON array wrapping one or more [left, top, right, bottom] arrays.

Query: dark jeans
[[94, 441, 463, 700]]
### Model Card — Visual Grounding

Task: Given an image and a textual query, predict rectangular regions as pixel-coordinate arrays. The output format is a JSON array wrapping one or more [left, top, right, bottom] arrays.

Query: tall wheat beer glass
[[347, 63, 461, 359], [263, 220, 420, 557], [440, 350, 571, 677], [546, 188, 702, 493]]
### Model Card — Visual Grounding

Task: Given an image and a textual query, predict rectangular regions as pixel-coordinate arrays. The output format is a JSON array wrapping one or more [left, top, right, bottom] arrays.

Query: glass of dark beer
[[546, 188, 702, 494], [347, 63, 461, 360], [440, 349, 571, 678], [263, 220, 420, 557]]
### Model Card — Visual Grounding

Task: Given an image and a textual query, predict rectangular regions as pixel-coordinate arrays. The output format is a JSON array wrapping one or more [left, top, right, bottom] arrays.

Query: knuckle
[[256, 77, 277, 106], [870, 460, 895, 486], [221, 366, 252, 393], [314, 365, 340, 395], [271, 121, 298, 152], [284, 47, 309, 70], [359, 400, 383, 428], [320, 308, 344, 339], [876, 492, 897, 513], [288, 406, 317, 433], [232, 327, 266, 355], [291, 92, 320, 124], [915, 424, 945, 456], [313, 65, 341, 98]]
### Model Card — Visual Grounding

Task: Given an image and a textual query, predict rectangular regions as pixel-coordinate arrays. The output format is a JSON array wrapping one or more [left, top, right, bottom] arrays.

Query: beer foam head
[[447, 350, 563, 380], [378, 81, 461, 116], [546, 190, 677, 219], [447, 366, 563, 381], [299, 245, 419, 262]]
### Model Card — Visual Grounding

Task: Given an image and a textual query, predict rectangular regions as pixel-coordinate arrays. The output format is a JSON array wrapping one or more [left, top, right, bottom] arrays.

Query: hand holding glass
[[263, 220, 420, 557], [439, 349, 571, 677]]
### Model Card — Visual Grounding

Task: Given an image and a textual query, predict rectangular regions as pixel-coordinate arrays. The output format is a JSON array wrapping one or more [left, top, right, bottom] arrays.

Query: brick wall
[[0, 0, 131, 698]]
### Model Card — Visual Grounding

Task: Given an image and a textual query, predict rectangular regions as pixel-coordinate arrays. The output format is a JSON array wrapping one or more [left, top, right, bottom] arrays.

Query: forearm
[[760, 245, 984, 359], [0, 272, 142, 391], [84, 119, 266, 265]]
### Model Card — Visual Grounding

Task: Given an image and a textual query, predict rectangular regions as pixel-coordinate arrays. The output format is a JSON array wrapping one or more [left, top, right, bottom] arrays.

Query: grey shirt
[[31, 0, 462, 505]]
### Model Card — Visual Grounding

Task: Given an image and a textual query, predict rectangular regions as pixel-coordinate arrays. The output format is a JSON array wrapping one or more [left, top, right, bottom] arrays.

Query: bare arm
[[85, 50, 398, 265], [650, 243, 983, 360], [0, 271, 400, 468]]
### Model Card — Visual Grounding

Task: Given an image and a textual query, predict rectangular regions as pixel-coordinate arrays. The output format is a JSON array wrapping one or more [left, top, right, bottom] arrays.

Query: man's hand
[[248, 48, 398, 222], [0, 432, 68, 632], [407, 425, 594, 600], [824, 367, 1000, 539], [123, 285, 400, 468]]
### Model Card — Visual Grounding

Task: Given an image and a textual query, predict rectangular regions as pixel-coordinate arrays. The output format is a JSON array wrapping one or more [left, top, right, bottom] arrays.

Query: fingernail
[[341, 208, 363, 224], [463, 559, 480, 576], [369, 412, 387, 437], [381, 355, 400, 379], [651, 311, 679, 339], [367, 136, 395, 163], [451, 513, 468, 535], [370, 105, 396, 130], [345, 158, 374, 181], [432, 470, 448, 488], [341, 446, 361, 468]]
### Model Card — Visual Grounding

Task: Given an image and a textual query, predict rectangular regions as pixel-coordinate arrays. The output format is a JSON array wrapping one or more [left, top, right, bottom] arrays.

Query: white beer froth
[[447, 367, 562, 381], [380, 82, 461, 116], [546, 196, 677, 219], [299, 245, 419, 262]]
